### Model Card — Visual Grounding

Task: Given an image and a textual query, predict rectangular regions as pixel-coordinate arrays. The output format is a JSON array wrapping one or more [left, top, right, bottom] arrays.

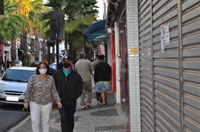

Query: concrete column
[[126, 0, 140, 131]]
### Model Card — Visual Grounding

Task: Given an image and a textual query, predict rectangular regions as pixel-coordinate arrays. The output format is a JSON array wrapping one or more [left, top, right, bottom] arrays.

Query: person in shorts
[[94, 55, 111, 107]]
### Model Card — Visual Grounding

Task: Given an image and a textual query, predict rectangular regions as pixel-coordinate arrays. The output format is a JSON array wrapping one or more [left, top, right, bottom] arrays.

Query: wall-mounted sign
[[130, 48, 138, 55], [161, 24, 170, 53]]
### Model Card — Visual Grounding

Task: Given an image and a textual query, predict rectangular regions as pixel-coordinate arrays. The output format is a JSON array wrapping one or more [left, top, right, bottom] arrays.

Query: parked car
[[50, 62, 57, 70], [15, 60, 22, 66], [0, 67, 36, 105], [30, 61, 39, 67]]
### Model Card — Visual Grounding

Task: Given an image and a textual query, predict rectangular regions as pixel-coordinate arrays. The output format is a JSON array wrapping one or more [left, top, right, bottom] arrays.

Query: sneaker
[[97, 101, 102, 105]]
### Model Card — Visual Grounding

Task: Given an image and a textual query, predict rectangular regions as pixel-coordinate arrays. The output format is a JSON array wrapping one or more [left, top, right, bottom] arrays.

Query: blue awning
[[83, 20, 107, 43], [92, 34, 108, 45]]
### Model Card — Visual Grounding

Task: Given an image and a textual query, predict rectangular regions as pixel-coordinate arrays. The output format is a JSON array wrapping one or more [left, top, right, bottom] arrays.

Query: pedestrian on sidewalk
[[6, 58, 10, 70], [93, 54, 102, 104], [58, 55, 75, 70], [94, 55, 111, 107], [75, 52, 93, 109], [24, 61, 62, 132], [0, 57, 5, 75], [53, 55, 83, 132]]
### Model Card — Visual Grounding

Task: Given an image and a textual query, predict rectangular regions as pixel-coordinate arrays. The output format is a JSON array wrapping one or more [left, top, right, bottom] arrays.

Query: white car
[[0, 67, 36, 105], [15, 60, 22, 66], [50, 62, 57, 70]]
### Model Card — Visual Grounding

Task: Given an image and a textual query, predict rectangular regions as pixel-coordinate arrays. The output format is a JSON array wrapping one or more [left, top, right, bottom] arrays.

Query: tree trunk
[[21, 32, 28, 66], [11, 40, 16, 66], [35, 38, 40, 61], [41, 42, 46, 61]]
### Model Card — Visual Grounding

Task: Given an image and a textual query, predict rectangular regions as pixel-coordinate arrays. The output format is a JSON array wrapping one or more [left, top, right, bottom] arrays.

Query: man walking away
[[53, 55, 83, 132], [93, 54, 102, 104], [75, 52, 93, 109]]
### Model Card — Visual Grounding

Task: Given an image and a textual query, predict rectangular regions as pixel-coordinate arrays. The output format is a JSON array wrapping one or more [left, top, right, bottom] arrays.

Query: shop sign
[[130, 48, 138, 55]]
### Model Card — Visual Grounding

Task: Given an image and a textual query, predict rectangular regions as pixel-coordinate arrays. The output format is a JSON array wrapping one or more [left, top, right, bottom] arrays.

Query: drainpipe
[[115, 22, 121, 104]]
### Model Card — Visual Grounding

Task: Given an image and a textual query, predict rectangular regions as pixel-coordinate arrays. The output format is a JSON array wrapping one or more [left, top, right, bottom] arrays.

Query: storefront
[[107, 0, 200, 132], [106, 0, 131, 130]]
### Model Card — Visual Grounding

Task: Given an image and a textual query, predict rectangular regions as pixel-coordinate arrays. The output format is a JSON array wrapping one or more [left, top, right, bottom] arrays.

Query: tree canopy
[[42, 0, 98, 48]]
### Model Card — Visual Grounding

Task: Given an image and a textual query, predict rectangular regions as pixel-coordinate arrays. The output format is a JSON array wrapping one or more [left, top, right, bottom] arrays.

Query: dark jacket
[[53, 69, 83, 101], [94, 62, 111, 82]]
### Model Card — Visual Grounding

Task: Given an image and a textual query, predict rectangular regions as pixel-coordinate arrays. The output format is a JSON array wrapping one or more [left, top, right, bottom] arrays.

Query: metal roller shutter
[[139, 0, 200, 131], [153, 0, 180, 131], [182, 0, 200, 131], [139, 0, 154, 131]]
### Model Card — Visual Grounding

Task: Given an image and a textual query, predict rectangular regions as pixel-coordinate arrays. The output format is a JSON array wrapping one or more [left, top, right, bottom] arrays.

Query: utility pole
[[0, 0, 4, 15], [50, 11, 65, 70]]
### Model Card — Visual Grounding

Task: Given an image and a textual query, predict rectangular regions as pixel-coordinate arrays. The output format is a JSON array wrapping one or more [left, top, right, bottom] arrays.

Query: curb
[[7, 115, 31, 132]]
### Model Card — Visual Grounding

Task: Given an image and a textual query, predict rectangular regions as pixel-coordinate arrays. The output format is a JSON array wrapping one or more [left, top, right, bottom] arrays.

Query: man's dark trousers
[[59, 100, 76, 132], [96, 92, 102, 103]]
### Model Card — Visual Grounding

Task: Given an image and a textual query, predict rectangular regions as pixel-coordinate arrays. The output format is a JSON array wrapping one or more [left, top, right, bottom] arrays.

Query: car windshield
[[2, 69, 35, 82], [15, 60, 21, 63], [50, 63, 57, 70], [30, 62, 39, 67]]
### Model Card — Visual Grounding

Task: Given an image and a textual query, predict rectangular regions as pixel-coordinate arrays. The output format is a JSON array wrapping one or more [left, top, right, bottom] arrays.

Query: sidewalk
[[8, 91, 127, 132]]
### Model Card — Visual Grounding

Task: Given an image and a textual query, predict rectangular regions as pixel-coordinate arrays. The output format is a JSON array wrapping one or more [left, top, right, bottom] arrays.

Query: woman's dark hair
[[98, 55, 105, 60], [36, 61, 50, 75]]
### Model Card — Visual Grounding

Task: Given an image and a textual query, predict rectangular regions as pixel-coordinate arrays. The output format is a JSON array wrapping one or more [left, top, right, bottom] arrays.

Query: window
[[2, 69, 35, 82]]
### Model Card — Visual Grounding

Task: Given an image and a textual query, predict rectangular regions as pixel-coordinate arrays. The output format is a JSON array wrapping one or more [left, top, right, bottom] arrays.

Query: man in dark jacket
[[53, 55, 83, 132]]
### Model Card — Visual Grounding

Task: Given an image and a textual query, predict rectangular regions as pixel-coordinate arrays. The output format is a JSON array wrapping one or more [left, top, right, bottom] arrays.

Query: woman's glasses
[[39, 67, 46, 69]]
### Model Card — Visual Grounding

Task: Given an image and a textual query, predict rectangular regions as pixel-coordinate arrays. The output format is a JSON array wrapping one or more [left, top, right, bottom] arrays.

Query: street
[[0, 75, 29, 132], [0, 104, 29, 132]]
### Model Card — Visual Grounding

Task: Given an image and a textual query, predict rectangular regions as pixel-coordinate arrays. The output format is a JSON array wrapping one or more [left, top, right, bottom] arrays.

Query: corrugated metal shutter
[[153, 0, 180, 131], [139, 0, 200, 131], [139, 0, 154, 132], [182, 0, 200, 131]]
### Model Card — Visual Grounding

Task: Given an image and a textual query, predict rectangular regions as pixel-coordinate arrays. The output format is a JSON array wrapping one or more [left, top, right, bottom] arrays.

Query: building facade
[[107, 0, 200, 132]]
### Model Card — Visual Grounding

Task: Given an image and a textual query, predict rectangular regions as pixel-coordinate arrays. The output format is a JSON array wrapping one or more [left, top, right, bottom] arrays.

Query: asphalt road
[[0, 104, 29, 132], [0, 75, 29, 132]]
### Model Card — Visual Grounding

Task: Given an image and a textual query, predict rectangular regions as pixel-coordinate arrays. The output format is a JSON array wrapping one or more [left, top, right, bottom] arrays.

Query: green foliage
[[68, 31, 85, 47], [65, 14, 96, 33], [44, 0, 63, 10], [41, 0, 98, 49], [0, 1, 26, 42]]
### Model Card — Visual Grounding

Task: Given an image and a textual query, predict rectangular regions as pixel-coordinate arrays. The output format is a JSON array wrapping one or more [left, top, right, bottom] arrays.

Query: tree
[[0, 0, 27, 65], [11, 0, 45, 65], [41, 0, 98, 61], [27, 0, 48, 61]]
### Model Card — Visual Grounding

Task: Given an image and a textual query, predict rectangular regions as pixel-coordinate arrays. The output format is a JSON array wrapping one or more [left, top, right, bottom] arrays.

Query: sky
[[96, 0, 104, 20]]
